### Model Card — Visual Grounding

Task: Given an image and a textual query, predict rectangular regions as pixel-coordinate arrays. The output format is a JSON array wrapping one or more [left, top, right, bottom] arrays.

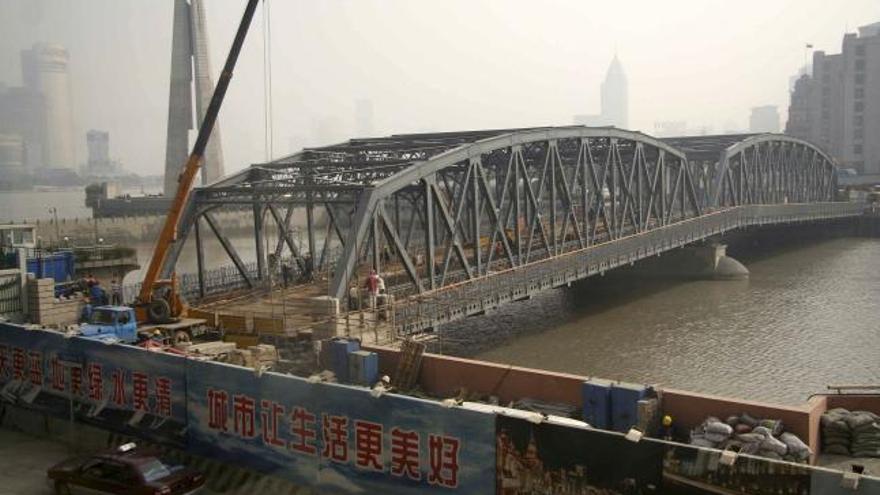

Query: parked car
[[47, 443, 205, 494]]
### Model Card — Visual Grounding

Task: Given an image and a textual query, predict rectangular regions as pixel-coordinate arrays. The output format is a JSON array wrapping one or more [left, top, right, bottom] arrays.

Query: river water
[[440, 237, 880, 405], [0, 189, 92, 222]]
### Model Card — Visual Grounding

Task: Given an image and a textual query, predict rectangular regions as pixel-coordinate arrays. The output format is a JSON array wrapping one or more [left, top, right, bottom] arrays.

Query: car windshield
[[137, 458, 172, 482], [90, 309, 115, 325]]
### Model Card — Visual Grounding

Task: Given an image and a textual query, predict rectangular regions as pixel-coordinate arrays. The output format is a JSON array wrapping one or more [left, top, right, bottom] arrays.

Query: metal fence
[[392, 202, 864, 334], [0, 274, 22, 317]]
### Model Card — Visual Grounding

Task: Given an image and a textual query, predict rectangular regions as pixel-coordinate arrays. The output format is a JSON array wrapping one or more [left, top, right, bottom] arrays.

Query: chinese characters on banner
[[204, 386, 462, 489], [0, 343, 176, 419], [186, 360, 496, 494], [0, 326, 188, 448], [0, 325, 496, 494]]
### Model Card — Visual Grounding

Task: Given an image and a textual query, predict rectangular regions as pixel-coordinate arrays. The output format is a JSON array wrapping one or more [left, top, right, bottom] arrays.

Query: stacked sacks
[[821, 408, 852, 455], [689, 417, 732, 448], [780, 433, 812, 462], [823, 409, 880, 458], [688, 413, 812, 463], [850, 412, 880, 458]]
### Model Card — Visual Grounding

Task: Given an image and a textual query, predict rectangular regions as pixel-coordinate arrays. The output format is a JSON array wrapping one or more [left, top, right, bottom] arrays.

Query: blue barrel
[[26, 251, 74, 283], [329, 339, 360, 382], [610, 382, 648, 432], [348, 350, 379, 386], [582, 378, 613, 429]]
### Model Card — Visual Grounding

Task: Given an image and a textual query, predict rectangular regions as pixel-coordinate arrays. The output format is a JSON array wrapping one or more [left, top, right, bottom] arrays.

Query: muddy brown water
[[436, 237, 880, 405]]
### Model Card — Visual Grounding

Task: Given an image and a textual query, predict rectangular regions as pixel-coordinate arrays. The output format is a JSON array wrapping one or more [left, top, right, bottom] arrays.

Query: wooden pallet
[[393, 339, 426, 391]]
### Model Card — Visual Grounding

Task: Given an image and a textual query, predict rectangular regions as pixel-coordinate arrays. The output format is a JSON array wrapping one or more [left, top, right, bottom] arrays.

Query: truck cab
[[80, 306, 138, 344]]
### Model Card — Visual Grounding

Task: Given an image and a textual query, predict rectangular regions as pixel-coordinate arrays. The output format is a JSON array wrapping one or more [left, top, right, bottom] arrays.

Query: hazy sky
[[1, 0, 878, 178]]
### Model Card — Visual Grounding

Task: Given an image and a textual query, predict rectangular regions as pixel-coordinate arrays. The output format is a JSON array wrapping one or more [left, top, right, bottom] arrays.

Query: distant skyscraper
[[0, 134, 26, 174], [0, 85, 44, 171], [20, 43, 75, 170], [749, 105, 780, 133], [600, 55, 629, 129], [355, 99, 374, 137], [87, 130, 109, 165], [786, 22, 880, 174], [85, 129, 121, 176], [164, 0, 225, 196], [573, 55, 629, 129]]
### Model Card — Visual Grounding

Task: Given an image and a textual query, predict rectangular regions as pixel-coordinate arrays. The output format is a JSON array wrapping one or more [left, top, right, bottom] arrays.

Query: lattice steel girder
[[159, 127, 842, 306], [711, 134, 837, 208], [328, 127, 700, 300]]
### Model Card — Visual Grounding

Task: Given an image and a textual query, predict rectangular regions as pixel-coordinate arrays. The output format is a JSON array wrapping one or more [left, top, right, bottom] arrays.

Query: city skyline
[[0, 0, 877, 178]]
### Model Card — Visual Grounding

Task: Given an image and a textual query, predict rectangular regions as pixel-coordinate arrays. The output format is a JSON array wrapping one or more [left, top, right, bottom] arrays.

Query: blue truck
[[80, 306, 209, 345]]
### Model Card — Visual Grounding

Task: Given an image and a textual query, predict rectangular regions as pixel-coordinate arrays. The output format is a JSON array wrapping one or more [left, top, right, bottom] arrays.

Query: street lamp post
[[49, 207, 60, 245]]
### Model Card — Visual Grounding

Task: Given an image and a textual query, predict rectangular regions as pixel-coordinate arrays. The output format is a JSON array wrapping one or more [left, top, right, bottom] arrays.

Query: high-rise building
[[786, 22, 880, 174], [573, 55, 629, 129], [0, 86, 45, 171], [749, 105, 780, 133], [87, 130, 109, 166], [164, 0, 225, 196], [600, 55, 629, 129], [85, 129, 121, 177], [0, 134, 26, 175], [20, 43, 75, 170]]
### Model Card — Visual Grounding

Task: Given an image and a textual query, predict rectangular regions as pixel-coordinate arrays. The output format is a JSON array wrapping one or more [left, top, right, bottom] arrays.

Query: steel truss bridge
[[160, 126, 863, 333]]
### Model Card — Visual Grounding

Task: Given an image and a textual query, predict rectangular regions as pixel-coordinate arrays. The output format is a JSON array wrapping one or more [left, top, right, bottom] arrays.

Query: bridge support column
[[685, 244, 749, 280], [620, 244, 748, 280]]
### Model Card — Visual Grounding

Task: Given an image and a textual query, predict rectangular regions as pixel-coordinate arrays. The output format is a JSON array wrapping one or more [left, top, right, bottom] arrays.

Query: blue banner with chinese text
[[0, 323, 187, 446], [185, 358, 496, 494]]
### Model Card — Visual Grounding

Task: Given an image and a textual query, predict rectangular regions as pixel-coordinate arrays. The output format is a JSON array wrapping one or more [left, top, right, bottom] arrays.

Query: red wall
[[364, 345, 873, 463], [826, 394, 880, 413], [367, 346, 584, 405], [660, 388, 812, 440]]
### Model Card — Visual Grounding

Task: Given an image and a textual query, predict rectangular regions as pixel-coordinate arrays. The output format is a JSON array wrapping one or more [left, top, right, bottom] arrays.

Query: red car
[[47, 443, 205, 495]]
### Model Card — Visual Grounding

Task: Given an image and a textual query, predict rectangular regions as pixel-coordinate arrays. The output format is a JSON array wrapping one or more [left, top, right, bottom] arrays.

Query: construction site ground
[[194, 277, 396, 346]]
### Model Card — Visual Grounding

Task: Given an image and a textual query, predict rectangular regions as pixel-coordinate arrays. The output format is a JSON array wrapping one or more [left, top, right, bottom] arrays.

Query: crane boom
[[137, 0, 260, 320]]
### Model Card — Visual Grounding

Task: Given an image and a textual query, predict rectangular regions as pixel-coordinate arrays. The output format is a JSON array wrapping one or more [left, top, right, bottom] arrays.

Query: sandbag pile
[[689, 413, 812, 463], [821, 408, 880, 458]]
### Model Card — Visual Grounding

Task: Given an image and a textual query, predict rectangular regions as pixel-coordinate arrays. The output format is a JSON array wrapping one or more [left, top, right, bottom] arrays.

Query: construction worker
[[80, 297, 93, 323], [659, 414, 676, 441], [365, 269, 380, 309], [281, 262, 292, 288], [110, 278, 123, 305]]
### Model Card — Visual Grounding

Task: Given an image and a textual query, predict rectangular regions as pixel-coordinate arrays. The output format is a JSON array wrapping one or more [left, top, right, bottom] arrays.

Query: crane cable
[[262, 0, 277, 279], [262, 0, 274, 162]]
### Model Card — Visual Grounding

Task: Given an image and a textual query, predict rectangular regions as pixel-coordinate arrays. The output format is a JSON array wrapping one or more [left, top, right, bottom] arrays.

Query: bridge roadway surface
[[172, 128, 863, 338]]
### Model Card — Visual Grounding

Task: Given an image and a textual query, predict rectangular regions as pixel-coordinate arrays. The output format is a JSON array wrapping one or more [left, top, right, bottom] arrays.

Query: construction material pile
[[228, 344, 280, 369], [689, 413, 812, 463], [822, 408, 880, 457]]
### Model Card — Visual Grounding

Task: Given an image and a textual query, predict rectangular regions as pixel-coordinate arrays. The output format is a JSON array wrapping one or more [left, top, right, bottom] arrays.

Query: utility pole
[[49, 207, 60, 245]]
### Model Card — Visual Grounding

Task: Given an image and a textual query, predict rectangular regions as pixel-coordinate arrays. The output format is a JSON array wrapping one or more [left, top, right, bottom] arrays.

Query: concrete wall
[[368, 345, 585, 405], [366, 345, 839, 462], [10, 209, 255, 244], [661, 388, 814, 453], [826, 394, 880, 413]]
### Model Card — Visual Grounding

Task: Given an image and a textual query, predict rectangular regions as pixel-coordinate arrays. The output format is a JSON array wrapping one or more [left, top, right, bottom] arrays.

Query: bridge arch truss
[[162, 127, 850, 321]]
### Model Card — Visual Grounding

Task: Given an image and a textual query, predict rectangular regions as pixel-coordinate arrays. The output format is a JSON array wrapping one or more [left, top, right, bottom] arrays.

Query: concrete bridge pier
[[621, 243, 748, 281], [684, 244, 749, 280]]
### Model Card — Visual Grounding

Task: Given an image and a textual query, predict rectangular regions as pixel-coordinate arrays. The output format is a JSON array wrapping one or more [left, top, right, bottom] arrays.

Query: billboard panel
[[185, 358, 496, 494], [0, 323, 188, 446], [496, 414, 664, 493]]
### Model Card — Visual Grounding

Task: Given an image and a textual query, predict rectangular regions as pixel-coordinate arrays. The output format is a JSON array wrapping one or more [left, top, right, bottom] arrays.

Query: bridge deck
[[192, 202, 863, 343]]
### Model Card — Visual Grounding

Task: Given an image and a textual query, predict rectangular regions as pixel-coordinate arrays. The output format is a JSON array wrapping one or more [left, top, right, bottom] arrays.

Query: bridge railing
[[391, 202, 864, 334]]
